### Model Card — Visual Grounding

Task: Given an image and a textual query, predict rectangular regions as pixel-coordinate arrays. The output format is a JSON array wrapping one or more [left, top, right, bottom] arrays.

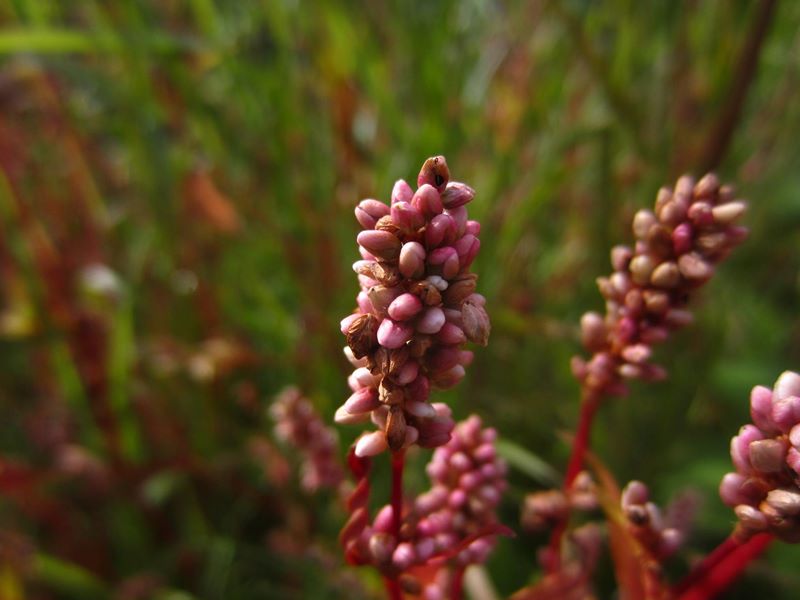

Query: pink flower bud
[[355, 430, 388, 457], [335, 405, 369, 425], [377, 319, 413, 349], [750, 385, 777, 433], [388, 293, 424, 321], [672, 222, 693, 255], [406, 375, 430, 402], [395, 360, 420, 385], [417, 156, 450, 192], [392, 179, 414, 204], [441, 181, 475, 208], [344, 387, 380, 415], [731, 425, 764, 473], [369, 532, 396, 564], [412, 184, 443, 218], [399, 241, 426, 278], [392, 542, 416, 571], [355, 199, 390, 229], [748, 438, 787, 473], [719, 472, 748, 506], [775, 371, 800, 401], [465, 220, 481, 235], [374, 504, 395, 532], [436, 322, 466, 345], [446, 206, 468, 236], [772, 395, 800, 432], [391, 201, 424, 231], [417, 307, 446, 334], [428, 246, 460, 279], [357, 229, 401, 260]]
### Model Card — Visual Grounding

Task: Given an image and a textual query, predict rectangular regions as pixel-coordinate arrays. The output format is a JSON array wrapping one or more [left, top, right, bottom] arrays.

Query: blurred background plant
[[0, 1, 799, 598]]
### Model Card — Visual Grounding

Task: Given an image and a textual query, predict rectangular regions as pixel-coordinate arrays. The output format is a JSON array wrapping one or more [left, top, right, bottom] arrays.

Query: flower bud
[[417, 155, 450, 192], [357, 230, 401, 261], [391, 201, 425, 231], [388, 293, 424, 321], [355, 199, 390, 229], [377, 319, 413, 349], [391, 179, 414, 204], [441, 181, 475, 208], [428, 246, 460, 280], [398, 241, 426, 279], [412, 184, 443, 218], [712, 201, 747, 223], [355, 430, 388, 457], [417, 307, 446, 334], [678, 252, 714, 281], [650, 261, 681, 288], [748, 438, 787, 474]]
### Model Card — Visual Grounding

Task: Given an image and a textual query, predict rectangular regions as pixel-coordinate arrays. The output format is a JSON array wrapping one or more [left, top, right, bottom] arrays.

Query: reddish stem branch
[[384, 450, 406, 600], [451, 566, 466, 600], [545, 388, 603, 572], [674, 533, 772, 600]]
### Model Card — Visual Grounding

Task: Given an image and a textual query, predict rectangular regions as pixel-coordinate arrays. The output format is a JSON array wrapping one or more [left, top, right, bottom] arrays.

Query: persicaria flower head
[[341, 415, 507, 595], [620, 480, 687, 559], [337, 156, 490, 455], [572, 173, 748, 396], [720, 371, 800, 542], [270, 387, 344, 493]]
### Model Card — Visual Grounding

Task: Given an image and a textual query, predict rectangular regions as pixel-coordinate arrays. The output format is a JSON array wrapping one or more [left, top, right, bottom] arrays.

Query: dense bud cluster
[[621, 481, 685, 559], [341, 416, 506, 597], [572, 174, 747, 396], [522, 471, 597, 532], [270, 387, 344, 493], [720, 371, 800, 542], [336, 156, 490, 455]]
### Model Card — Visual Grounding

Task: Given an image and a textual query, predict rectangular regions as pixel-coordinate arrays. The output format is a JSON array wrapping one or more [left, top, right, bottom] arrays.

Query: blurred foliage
[[0, 0, 799, 598]]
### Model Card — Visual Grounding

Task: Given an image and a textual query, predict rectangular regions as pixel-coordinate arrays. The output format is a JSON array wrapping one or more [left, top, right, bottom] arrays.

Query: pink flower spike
[[355, 431, 388, 457], [377, 318, 413, 349], [392, 179, 413, 204], [388, 293, 424, 321]]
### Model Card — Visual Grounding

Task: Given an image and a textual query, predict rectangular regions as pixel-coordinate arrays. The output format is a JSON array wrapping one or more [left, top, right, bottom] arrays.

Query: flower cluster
[[336, 156, 490, 456], [720, 371, 800, 542], [340, 415, 506, 596], [621, 480, 685, 559], [270, 387, 344, 493], [521, 472, 597, 532], [572, 174, 747, 396]]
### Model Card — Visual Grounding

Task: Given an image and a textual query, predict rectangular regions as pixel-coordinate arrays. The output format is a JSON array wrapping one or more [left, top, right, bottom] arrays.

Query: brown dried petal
[[442, 273, 478, 306], [386, 405, 407, 451], [347, 314, 379, 359], [462, 301, 490, 346], [410, 280, 442, 306]]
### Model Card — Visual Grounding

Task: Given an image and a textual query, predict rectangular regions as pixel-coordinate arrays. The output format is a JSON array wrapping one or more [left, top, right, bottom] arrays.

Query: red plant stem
[[451, 566, 466, 599], [384, 449, 406, 600], [675, 533, 772, 600], [546, 388, 602, 572]]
